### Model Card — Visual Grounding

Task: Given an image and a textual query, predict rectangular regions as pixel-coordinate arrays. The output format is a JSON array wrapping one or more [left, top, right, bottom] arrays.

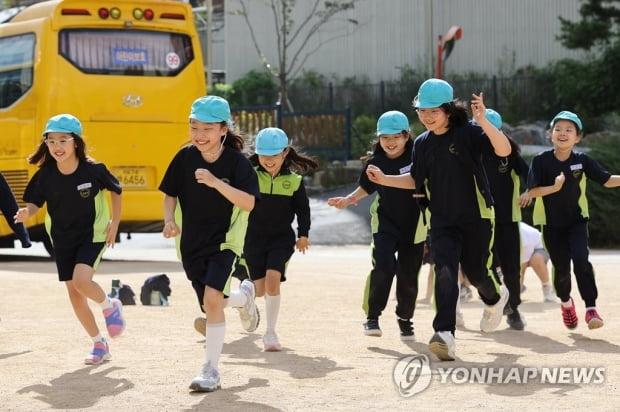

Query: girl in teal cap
[[15, 113, 125, 365], [245, 127, 318, 351], [526, 110, 620, 331], [328, 110, 426, 342]]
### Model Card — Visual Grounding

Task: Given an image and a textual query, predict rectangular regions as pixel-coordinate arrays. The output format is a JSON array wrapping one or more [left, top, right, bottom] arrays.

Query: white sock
[[225, 289, 247, 308], [99, 296, 113, 310], [585, 306, 596, 311], [91, 333, 105, 343], [561, 299, 573, 308], [265, 294, 281, 332], [205, 323, 226, 370]]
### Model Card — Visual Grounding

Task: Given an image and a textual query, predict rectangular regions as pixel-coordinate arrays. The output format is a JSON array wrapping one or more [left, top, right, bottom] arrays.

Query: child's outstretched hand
[[296, 236, 310, 254], [14, 208, 29, 223], [327, 196, 357, 209]]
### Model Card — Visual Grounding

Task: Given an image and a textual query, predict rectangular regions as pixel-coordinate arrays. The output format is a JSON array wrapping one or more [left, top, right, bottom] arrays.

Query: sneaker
[[189, 362, 221, 392], [363, 318, 382, 337], [507, 310, 525, 331], [459, 284, 473, 301], [480, 285, 509, 332], [238, 280, 260, 332], [84, 340, 111, 365], [263, 330, 282, 351], [542, 284, 556, 302], [103, 298, 125, 338], [428, 331, 456, 361], [397, 318, 415, 342], [194, 316, 206, 336], [561, 297, 578, 329], [585, 309, 604, 330]]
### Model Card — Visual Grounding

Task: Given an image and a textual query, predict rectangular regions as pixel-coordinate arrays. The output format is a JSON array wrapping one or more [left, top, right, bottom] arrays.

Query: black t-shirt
[[159, 145, 260, 259], [528, 149, 611, 227], [23, 161, 122, 247], [411, 123, 495, 227], [483, 151, 529, 223], [359, 141, 424, 241]]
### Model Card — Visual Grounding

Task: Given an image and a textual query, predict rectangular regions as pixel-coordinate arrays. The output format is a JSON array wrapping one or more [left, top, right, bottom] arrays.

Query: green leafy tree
[[232, 0, 361, 112], [558, 0, 620, 50]]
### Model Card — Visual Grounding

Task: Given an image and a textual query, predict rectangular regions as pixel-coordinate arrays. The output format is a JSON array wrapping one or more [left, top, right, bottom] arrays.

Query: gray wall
[[219, 0, 584, 84]]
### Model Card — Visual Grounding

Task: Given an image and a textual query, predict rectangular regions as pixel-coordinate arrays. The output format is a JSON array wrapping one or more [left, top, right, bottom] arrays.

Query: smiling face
[[44, 132, 77, 163], [258, 148, 289, 177], [549, 119, 581, 151], [378, 133, 408, 159], [416, 107, 450, 135], [189, 119, 227, 155]]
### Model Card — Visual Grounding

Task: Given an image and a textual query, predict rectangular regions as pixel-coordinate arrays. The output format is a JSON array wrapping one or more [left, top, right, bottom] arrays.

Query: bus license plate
[[113, 167, 148, 188]]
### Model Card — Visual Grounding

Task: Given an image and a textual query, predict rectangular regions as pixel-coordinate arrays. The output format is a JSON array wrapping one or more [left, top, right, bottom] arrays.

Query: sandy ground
[[1, 242, 619, 411]]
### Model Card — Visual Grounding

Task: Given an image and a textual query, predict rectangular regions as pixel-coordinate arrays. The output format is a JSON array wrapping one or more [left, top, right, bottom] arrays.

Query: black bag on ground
[[140, 274, 172, 305], [118, 284, 136, 305]]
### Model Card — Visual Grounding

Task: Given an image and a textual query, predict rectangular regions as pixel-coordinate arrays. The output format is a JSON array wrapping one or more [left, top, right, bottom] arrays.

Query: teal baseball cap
[[550, 110, 582, 131], [255, 127, 289, 155], [485, 109, 503, 129], [189, 96, 231, 123], [42, 114, 82, 136], [376, 111, 410, 136], [413, 78, 453, 108]]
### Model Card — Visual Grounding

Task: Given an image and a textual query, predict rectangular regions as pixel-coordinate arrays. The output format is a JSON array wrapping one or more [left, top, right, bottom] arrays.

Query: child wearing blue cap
[[159, 96, 261, 392], [328, 110, 427, 341], [366, 79, 511, 361], [526, 110, 620, 330], [14, 113, 124, 365], [244, 127, 318, 351]]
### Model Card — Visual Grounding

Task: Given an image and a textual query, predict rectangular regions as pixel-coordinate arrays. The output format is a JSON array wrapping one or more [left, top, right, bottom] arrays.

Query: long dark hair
[[440, 100, 469, 128], [28, 132, 91, 166], [249, 145, 319, 174], [361, 131, 413, 163]]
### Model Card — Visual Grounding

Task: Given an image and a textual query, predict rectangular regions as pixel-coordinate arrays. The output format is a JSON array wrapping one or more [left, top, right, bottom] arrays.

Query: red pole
[[436, 35, 443, 79]]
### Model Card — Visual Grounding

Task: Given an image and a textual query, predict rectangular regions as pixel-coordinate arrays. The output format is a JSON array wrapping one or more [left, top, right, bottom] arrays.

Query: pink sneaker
[[263, 330, 282, 352], [84, 340, 111, 365], [104, 298, 126, 338], [561, 297, 578, 329], [585, 309, 604, 329]]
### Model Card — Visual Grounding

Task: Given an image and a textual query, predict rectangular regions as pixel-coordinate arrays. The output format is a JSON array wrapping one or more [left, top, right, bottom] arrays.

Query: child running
[[159, 96, 261, 392], [526, 110, 620, 330], [1, 171, 31, 248], [328, 111, 426, 341], [245, 127, 318, 351], [366, 79, 510, 361], [14, 113, 125, 365]]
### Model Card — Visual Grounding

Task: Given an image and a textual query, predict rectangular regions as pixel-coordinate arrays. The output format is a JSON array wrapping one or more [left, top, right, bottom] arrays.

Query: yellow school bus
[[0, 0, 206, 254]]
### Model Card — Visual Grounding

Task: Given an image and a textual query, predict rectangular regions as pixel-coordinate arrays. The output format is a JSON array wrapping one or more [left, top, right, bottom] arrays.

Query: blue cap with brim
[[377, 111, 410, 136], [550, 110, 582, 131], [413, 78, 454, 108], [255, 127, 289, 155], [189, 96, 231, 123], [42, 114, 82, 136], [485, 109, 503, 129]]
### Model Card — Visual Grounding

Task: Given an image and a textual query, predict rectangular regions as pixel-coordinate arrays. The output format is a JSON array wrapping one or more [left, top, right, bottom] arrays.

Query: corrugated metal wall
[[222, 0, 583, 84]]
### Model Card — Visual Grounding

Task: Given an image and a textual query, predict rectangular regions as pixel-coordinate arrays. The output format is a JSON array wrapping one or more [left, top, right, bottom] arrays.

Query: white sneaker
[[238, 280, 260, 332], [263, 330, 282, 351], [189, 362, 221, 392], [428, 331, 456, 361], [542, 284, 556, 302], [480, 285, 509, 332]]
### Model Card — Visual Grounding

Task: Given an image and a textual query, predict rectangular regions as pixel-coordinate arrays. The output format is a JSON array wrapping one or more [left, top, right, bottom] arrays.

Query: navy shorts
[[185, 249, 237, 305], [245, 246, 293, 282], [54, 242, 106, 282]]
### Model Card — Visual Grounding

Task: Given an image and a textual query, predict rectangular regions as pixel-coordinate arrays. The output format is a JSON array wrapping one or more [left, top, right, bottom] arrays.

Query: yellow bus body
[[0, 0, 206, 251]]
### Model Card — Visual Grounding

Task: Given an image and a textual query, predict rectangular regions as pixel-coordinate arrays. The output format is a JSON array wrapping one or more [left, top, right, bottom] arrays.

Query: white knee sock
[[205, 323, 226, 370], [265, 294, 281, 332]]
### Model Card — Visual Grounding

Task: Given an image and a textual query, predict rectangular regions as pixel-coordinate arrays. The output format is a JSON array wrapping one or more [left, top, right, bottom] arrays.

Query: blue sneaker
[[103, 298, 126, 338], [84, 339, 111, 365]]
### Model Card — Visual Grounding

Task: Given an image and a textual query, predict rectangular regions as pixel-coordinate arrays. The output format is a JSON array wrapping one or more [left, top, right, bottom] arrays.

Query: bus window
[[59, 29, 194, 77], [0, 33, 34, 108]]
